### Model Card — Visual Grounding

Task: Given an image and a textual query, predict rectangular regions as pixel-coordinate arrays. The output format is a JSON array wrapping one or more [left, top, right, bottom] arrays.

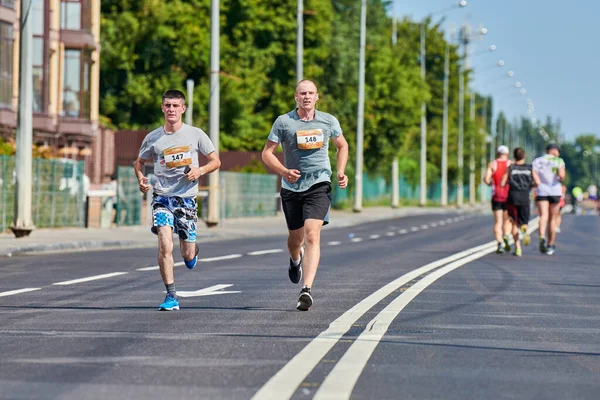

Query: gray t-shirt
[[268, 109, 343, 192], [138, 123, 216, 198]]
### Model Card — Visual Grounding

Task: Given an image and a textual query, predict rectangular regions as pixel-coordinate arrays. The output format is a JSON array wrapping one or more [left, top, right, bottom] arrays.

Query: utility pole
[[441, 41, 450, 207], [206, 0, 220, 227], [419, 22, 427, 206], [297, 0, 303, 82], [12, 0, 34, 238], [469, 92, 476, 205], [186, 79, 194, 125], [391, 2, 399, 208], [457, 24, 467, 208], [353, 0, 366, 212]]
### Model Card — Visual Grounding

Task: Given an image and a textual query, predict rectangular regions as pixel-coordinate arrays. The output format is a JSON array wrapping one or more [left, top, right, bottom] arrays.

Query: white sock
[[292, 258, 301, 266]]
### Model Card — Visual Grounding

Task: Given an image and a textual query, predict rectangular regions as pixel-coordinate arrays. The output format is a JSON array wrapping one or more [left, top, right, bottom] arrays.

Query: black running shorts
[[280, 182, 331, 231], [507, 203, 530, 226], [491, 200, 507, 211], [536, 195, 561, 204]]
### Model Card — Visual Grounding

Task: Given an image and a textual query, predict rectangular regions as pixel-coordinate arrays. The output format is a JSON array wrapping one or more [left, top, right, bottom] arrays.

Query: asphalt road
[[0, 212, 598, 400]]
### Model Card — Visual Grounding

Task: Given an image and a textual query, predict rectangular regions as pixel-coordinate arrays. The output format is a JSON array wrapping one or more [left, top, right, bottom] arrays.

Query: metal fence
[[0, 156, 86, 231], [330, 173, 489, 207], [115, 166, 143, 226], [218, 171, 279, 218]]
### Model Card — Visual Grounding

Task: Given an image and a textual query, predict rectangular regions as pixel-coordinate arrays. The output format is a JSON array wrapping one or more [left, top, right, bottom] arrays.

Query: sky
[[391, 0, 597, 142]]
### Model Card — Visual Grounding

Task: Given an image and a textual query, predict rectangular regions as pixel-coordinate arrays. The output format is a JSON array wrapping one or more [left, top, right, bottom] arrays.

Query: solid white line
[[251, 240, 499, 400], [328, 241, 341, 246], [247, 249, 283, 256], [0, 288, 41, 297], [199, 254, 242, 262], [369, 235, 380, 240], [53, 272, 128, 286], [312, 219, 540, 399], [313, 247, 496, 399], [350, 238, 363, 243]]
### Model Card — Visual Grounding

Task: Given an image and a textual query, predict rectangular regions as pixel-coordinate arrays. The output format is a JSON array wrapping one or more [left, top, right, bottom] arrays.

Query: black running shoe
[[288, 249, 303, 284], [296, 286, 313, 311], [539, 237, 547, 253]]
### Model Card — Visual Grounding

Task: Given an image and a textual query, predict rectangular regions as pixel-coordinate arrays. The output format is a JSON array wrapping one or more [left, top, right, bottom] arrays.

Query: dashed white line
[[53, 272, 128, 286], [0, 288, 41, 297], [398, 229, 408, 234], [350, 237, 363, 243], [420, 225, 429, 230], [410, 227, 419, 232], [199, 254, 242, 262], [369, 234, 380, 240], [431, 223, 438, 227], [247, 249, 284, 256], [439, 221, 446, 226], [328, 241, 342, 246], [385, 232, 395, 237], [137, 261, 185, 272]]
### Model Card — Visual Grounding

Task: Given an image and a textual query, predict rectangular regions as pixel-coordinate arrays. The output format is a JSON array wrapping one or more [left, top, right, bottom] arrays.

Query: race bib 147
[[164, 146, 192, 168]]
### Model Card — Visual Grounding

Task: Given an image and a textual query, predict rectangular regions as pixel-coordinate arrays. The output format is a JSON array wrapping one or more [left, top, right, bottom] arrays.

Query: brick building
[[0, 0, 113, 184]]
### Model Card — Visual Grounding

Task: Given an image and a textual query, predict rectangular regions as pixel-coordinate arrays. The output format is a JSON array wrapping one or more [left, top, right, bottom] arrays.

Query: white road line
[[385, 232, 395, 237], [251, 240, 501, 400], [52, 272, 128, 286], [0, 288, 41, 297], [369, 235, 380, 240], [247, 249, 284, 256], [328, 241, 341, 246], [350, 237, 363, 243], [398, 229, 408, 234], [199, 254, 242, 262], [439, 221, 446, 226], [431, 223, 438, 227], [421, 225, 429, 229], [137, 261, 185, 272], [410, 227, 419, 232], [313, 246, 496, 399], [313, 219, 540, 399]]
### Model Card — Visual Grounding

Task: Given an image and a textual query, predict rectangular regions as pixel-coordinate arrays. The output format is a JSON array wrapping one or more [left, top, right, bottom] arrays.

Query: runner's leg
[[301, 218, 324, 288]]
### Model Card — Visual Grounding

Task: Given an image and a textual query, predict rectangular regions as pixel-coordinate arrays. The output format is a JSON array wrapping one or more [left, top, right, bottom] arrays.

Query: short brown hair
[[162, 89, 186, 103], [514, 147, 526, 161]]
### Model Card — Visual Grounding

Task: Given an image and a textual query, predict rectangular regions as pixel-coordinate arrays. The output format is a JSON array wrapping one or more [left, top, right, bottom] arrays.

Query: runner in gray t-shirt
[[134, 90, 221, 311], [262, 79, 349, 311]]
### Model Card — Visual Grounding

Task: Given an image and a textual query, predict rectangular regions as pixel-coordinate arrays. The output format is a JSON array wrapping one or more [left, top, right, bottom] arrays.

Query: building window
[[0, 0, 15, 10], [0, 22, 12, 109], [61, 1, 91, 32], [32, 0, 47, 113], [62, 49, 91, 119]]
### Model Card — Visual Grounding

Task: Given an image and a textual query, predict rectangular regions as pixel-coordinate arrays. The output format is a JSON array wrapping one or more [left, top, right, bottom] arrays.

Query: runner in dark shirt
[[501, 147, 541, 257]]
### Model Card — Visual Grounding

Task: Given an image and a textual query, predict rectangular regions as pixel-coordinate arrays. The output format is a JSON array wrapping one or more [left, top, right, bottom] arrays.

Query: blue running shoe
[[184, 243, 200, 270], [158, 293, 179, 311]]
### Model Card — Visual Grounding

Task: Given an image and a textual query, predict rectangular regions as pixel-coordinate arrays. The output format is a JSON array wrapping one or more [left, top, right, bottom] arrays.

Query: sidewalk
[[0, 206, 482, 257]]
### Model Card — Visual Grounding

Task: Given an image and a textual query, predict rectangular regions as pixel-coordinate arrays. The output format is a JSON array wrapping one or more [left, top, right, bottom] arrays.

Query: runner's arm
[[483, 162, 494, 186], [332, 134, 349, 189], [532, 169, 541, 187], [557, 166, 566, 182], [133, 157, 152, 194], [261, 140, 300, 183], [185, 151, 221, 181]]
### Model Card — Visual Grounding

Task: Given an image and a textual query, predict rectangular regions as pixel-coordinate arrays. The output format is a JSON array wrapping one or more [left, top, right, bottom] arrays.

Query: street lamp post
[[353, 0, 367, 212], [206, 0, 220, 226], [420, 1, 467, 207]]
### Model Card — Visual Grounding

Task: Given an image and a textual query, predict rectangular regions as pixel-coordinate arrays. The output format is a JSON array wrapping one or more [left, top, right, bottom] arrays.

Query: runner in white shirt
[[532, 143, 566, 255]]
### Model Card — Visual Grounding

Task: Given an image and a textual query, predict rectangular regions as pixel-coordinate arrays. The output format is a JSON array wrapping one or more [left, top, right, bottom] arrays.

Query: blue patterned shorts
[[151, 195, 198, 242]]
